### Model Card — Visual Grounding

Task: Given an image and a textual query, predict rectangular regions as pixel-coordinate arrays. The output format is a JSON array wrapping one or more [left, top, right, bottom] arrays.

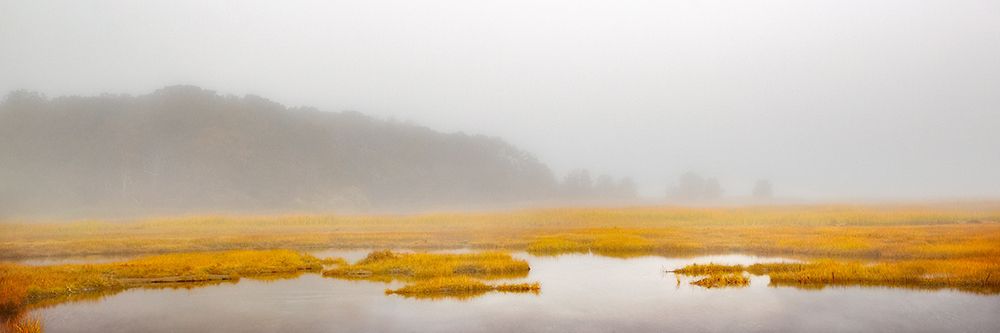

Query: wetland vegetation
[[674, 260, 1000, 293], [323, 250, 539, 298], [1, 204, 999, 331], [3, 205, 997, 259], [1, 250, 325, 313], [1, 248, 543, 316]]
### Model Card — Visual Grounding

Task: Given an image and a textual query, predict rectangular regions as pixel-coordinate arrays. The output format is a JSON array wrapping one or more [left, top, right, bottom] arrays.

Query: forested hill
[[0, 86, 557, 217]]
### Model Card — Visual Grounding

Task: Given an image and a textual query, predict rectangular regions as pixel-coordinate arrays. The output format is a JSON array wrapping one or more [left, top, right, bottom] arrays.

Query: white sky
[[2, 0, 999, 199]]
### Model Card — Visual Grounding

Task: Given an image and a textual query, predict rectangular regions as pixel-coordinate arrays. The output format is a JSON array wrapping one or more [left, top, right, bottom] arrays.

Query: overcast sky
[[2, 0, 998, 199]]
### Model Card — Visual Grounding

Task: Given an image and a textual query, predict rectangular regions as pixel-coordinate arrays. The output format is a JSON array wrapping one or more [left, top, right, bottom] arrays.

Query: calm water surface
[[30, 251, 1000, 333]]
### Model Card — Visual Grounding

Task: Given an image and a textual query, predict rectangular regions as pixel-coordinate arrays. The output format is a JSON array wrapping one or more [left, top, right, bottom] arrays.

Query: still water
[[30, 251, 1000, 333]]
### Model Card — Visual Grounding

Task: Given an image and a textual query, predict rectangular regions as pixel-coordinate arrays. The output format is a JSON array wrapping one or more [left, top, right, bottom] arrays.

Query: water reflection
[[318, 250, 539, 299], [2, 310, 43, 333], [388, 288, 541, 301], [3, 271, 309, 328], [766, 280, 1000, 295], [23, 251, 1000, 332]]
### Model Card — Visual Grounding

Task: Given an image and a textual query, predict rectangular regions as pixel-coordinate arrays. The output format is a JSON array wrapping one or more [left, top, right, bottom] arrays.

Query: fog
[[2, 0, 999, 203]]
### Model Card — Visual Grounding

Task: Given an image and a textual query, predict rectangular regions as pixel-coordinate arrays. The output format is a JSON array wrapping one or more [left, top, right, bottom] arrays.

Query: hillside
[[0, 86, 557, 217]]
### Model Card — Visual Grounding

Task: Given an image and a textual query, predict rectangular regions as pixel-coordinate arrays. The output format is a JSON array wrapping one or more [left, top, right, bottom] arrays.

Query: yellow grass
[[523, 224, 1000, 259], [674, 260, 1000, 293], [525, 237, 588, 254], [493, 281, 541, 292], [690, 274, 751, 288], [1, 313, 43, 333], [673, 263, 745, 275], [1, 248, 538, 313], [2, 204, 998, 260], [323, 250, 540, 298], [0, 277, 27, 316], [0, 250, 323, 310], [2, 204, 999, 299], [384, 276, 540, 298], [322, 250, 530, 280]]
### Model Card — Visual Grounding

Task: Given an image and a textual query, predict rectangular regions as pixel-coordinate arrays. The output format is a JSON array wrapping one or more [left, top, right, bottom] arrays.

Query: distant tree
[[0, 86, 560, 216], [670, 172, 705, 200], [615, 177, 638, 199], [668, 172, 723, 201], [703, 178, 723, 200], [676, 172, 701, 198], [594, 174, 616, 197], [561, 169, 593, 198], [752, 179, 773, 199], [1, 90, 46, 105]]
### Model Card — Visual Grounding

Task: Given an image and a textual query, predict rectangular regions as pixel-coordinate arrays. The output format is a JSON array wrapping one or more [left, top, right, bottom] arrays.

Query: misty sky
[[2, 0, 999, 199]]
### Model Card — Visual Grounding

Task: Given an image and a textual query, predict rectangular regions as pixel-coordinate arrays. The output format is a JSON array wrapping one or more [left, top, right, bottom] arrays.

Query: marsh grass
[[2, 204, 999, 299], [690, 274, 750, 288], [675, 263, 752, 288], [525, 237, 588, 255], [675, 260, 1000, 293], [0, 277, 27, 316], [320, 257, 348, 266], [1, 313, 43, 333], [322, 250, 530, 281], [384, 276, 540, 298], [325, 250, 540, 298], [0, 250, 323, 310], [3, 204, 998, 260], [524, 224, 1000, 260], [672, 263, 746, 275]]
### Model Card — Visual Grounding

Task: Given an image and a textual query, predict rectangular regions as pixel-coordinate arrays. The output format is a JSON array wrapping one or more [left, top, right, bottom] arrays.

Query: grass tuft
[[325, 250, 540, 298], [384, 276, 540, 298], [4, 204, 999, 260], [0, 250, 324, 309], [323, 250, 530, 280], [2, 313, 43, 333], [673, 263, 745, 275], [690, 274, 751, 288], [674, 260, 1000, 293]]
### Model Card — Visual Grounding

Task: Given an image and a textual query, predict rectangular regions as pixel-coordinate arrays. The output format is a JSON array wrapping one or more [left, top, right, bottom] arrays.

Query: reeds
[[3, 204, 998, 260], [2, 204, 998, 299], [323, 250, 530, 280], [672, 263, 745, 275], [690, 274, 750, 288], [673, 263, 751, 288], [2, 313, 43, 333], [525, 237, 587, 254], [0, 276, 28, 315], [325, 250, 540, 298], [493, 281, 541, 292], [384, 276, 540, 297], [0, 250, 323, 309], [674, 260, 1000, 293]]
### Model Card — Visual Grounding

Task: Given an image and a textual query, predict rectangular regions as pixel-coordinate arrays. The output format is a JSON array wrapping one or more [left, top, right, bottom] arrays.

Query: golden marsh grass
[[0, 250, 323, 310], [2, 203, 999, 301], [1, 313, 43, 333], [384, 276, 540, 299], [690, 274, 751, 288], [323, 250, 530, 281], [323, 250, 539, 298], [3, 204, 998, 260], [675, 260, 1000, 293], [673, 263, 746, 275]]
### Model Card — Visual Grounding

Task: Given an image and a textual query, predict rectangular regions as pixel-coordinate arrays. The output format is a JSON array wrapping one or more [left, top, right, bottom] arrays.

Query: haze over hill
[[2, 1, 1000, 215], [0, 86, 575, 217], [3, 1, 999, 202]]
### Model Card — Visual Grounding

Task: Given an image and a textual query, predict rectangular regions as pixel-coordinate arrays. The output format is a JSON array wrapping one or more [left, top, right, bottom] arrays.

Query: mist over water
[[29, 252, 1000, 333], [3, 4, 1000, 333], [2, 0, 999, 218]]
